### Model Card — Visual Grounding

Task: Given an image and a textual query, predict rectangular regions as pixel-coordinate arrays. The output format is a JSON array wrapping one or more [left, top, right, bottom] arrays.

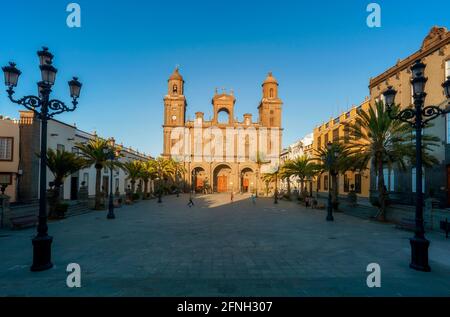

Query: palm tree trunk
[[332, 173, 339, 212], [287, 178, 291, 196], [144, 180, 148, 198], [95, 167, 102, 210], [377, 158, 387, 221]]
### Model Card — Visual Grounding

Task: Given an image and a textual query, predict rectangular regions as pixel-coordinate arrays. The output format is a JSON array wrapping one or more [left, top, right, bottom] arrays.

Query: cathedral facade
[[162, 68, 283, 194]]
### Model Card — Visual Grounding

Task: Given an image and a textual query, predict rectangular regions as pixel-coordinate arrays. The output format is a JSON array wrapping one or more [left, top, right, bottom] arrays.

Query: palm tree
[[282, 155, 317, 198], [314, 142, 349, 212], [149, 157, 176, 199], [279, 164, 293, 197], [140, 160, 158, 199], [45, 149, 87, 217], [75, 137, 116, 210], [122, 160, 144, 199], [171, 159, 187, 194], [344, 101, 439, 221], [261, 167, 280, 202]]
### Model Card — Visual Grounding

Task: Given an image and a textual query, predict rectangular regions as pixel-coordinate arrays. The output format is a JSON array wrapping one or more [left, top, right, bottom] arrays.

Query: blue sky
[[0, 0, 448, 156]]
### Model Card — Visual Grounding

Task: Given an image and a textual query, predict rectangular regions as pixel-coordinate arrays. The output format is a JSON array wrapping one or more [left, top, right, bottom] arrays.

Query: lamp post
[[274, 166, 279, 204], [104, 138, 119, 220], [157, 177, 162, 203], [2, 47, 82, 271], [322, 141, 337, 222], [383, 60, 450, 272]]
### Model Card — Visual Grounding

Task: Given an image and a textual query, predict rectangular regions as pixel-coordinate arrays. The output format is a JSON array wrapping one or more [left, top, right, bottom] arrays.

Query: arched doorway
[[191, 167, 207, 193], [213, 164, 232, 193], [240, 167, 254, 193]]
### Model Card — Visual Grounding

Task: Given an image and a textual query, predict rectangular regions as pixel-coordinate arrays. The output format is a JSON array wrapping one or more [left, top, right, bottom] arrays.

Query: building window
[[411, 167, 425, 193], [173, 84, 178, 93], [377, 168, 395, 192], [269, 88, 274, 98], [446, 60, 450, 78], [333, 129, 339, 142], [354, 173, 362, 194], [324, 133, 329, 145], [0, 173, 12, 185], [324, 175, 329, 191], [334, 117, 340, 124], [345, 112, 350, 119], [317, 136, 321, 149], [57, 144, 65, 152], [83, 172, 89, 188], [0, 137, 13, 161], [317, 176, 321, 191], [344, 174, 349, 193], [344, 125, 350, 142]]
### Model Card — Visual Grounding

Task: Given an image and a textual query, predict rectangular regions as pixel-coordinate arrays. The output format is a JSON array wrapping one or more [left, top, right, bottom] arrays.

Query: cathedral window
[[269, 88, 274, 98], [173, 84, 178, 93]]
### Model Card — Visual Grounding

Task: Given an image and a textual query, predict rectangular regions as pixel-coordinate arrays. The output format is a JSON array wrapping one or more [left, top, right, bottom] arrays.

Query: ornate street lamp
[[322, 142, 335, 221], [104, 138, 119, 220], [2, 47, 82, 272], [383, 59, 450, 272]]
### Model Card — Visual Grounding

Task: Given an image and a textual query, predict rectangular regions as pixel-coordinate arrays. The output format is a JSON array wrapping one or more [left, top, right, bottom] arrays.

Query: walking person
[[187, 196, 194, 208], [251, 193, 256, 205], [230, 192, 234, 203]]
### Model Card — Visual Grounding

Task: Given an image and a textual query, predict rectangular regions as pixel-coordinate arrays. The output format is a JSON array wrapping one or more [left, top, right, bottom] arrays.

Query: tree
[[122, 160, 144, 198], [45, 149, 87, 217], [282, 155, 317, 197], [75, 137, 117, 210], [261, 168, 279, 199], [314, 142, 349, 212], [344, 101, 439, 221], [149, 157, 176, 195], [255, 152, 271, 197]]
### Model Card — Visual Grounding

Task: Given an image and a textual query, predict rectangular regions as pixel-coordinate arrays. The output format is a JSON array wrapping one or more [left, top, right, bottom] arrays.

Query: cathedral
[[162, 68, 283, 194]]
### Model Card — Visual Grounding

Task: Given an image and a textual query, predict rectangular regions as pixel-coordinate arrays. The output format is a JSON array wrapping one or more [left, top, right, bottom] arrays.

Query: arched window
[[173, 84, 178, 93], [217, 109, 230, 123], [269, 88, 274, 98]]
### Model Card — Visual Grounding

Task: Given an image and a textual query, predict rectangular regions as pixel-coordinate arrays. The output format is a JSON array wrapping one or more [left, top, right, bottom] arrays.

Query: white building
[[13, 110, 152, 203], [280, 133, 314, 192]]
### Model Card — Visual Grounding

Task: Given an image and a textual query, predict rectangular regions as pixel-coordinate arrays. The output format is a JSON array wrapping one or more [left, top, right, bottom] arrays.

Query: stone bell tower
[[163, 67, 187, 156]]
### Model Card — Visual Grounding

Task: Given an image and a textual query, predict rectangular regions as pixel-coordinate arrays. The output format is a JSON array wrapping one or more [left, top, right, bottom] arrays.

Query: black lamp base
[[107, 212, 115, 219], [30, 235, 53, 272], [409, 236, 431, 272]]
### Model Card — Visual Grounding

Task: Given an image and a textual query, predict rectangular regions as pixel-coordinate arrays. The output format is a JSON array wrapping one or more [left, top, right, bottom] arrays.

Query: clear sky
[[0, 0, 448, 156]]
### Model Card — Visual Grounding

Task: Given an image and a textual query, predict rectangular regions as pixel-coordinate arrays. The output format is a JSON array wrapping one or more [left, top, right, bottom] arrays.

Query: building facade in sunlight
[[162, 68, 283, 194]]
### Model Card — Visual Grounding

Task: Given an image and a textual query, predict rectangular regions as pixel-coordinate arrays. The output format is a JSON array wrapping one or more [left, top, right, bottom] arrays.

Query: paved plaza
[[1, 194, 450, 296]]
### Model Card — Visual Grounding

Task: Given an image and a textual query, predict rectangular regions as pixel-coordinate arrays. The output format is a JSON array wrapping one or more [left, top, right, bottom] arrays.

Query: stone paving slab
[[0, 194, 449, 296]]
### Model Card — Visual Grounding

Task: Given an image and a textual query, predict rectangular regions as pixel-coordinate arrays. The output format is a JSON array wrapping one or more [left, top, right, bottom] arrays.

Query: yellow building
[[369, 26, 450, 207], [0, 115, 20, 202], [312, 98, 371, 199]]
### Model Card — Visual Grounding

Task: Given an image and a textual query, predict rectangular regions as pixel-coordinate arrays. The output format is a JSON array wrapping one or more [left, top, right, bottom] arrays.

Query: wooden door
[[217, 176, 227, 193]]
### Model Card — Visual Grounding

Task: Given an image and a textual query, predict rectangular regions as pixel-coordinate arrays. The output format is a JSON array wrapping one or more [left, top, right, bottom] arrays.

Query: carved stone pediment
[[422, 26, 448, 49]]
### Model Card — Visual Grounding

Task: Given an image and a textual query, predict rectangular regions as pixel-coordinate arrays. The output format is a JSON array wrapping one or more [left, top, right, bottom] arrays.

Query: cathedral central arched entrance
[[213, 164, 232, 193], [240, 167, 255, 193], [191, 167, 207, 193]]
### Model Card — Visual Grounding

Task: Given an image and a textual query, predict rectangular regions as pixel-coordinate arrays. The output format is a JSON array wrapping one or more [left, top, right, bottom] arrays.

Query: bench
[[440, 219, 449, 239], [10, 215, 37, 230]]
